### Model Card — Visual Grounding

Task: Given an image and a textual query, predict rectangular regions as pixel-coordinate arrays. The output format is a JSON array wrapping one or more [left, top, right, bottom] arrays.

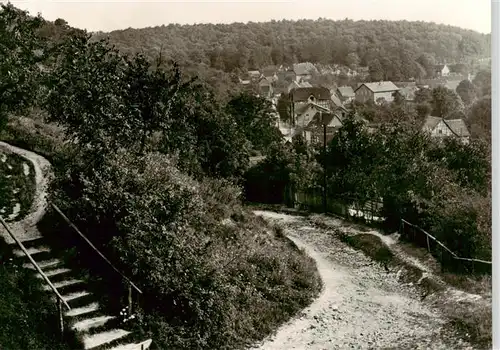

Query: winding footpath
[[252, 211, 474, 350], [0, 141, 52, 243]]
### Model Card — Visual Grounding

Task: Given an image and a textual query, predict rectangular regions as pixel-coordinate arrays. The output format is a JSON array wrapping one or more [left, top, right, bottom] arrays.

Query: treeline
[[247, 106, 491, 271], [93, 18, 490, 81], [0, 4, 321, 349]]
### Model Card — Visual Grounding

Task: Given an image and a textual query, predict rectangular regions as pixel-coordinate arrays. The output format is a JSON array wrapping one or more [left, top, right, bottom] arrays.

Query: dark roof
[[355, 81, 399, 93], [261, 65, 278, 76], [337, 86, 355, 98], [290, 87, 331, 101], [444, 119, 470, 137], [422, 116, 470, 137], [331, 93, 344, 108]]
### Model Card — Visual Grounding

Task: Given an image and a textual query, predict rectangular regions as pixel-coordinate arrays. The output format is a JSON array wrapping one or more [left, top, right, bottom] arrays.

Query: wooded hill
[[92, 19, 490, 78]]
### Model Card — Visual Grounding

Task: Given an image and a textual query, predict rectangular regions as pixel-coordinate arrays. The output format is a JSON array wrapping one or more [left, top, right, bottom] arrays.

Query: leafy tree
[[468, 97, 491, 140], [346, 52, 360, 69], [368, 59, 384, 81], [431, 86, 464, 119], [43, 32, 128, 157], [276, 93, 292, 124], [225, 92, 282, 153], [0, 4, 47, 130], [414, 88, 432, 104], [456, 79, 477, 106], [472, 70, 491, 97], [416, 103, 432, 119]]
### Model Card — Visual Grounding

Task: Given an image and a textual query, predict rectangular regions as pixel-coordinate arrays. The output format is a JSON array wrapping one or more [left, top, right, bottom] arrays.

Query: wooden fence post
[[57, 297, 64, 339], [128, 282, 133, 316]]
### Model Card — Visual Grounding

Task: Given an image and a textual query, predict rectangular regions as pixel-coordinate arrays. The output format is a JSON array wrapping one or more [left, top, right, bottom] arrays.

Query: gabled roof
[[355, 81, 399, 93], [306, 112, 342, 129], [422, 116, 470, 137], [444, 119, 470, 137], [337, 86, 355, 98], [422, 116, 442, 131], [261, 65, 278, 77], [290, 86, 331, 101], [331, 93, 344, 109], [258, 77, 272, 86]]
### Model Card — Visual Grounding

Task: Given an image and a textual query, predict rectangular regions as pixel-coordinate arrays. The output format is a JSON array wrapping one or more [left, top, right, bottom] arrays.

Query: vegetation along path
[[251, 210, 475, 350]]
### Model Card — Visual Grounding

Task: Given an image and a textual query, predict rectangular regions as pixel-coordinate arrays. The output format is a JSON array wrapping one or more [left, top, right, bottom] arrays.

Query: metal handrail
[[0, 215, 71, 310], [51, 203, 143, 294]]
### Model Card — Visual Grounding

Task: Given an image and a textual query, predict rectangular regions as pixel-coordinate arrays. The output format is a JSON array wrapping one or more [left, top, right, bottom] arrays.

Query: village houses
[[422, 116, 470, 144]]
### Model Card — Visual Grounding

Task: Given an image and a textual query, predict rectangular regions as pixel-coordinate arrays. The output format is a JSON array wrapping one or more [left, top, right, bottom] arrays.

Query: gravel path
[[0, 141, 52, 243], [252, 210, 471, 350]]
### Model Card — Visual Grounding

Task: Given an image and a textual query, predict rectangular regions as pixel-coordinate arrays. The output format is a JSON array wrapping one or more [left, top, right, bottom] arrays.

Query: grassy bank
[[0, 149, 36, 221], [2, 116, 323, 349]]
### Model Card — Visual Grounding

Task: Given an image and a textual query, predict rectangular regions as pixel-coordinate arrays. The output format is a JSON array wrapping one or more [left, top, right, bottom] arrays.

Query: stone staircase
[[12, 237, 153, 350]]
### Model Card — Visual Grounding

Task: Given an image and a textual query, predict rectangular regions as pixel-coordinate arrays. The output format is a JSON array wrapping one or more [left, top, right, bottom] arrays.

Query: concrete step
[[108, 339, 153, 350], [42, 278, 83, 291], [72, 315, 116, 332], [63, 290, 92, 303], [23, 258, 62, 270], [82, 329, 131, 349], [66, 302, 100, 317], [36, 267, 72, 278], [13, 246, 51, 257]]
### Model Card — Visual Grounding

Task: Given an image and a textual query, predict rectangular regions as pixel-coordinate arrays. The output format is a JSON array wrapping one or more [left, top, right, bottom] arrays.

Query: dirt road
[[252, 210, 471, 350]]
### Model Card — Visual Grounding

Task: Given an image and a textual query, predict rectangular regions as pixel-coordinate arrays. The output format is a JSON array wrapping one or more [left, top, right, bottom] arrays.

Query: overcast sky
[[5, 0, 492, 34]]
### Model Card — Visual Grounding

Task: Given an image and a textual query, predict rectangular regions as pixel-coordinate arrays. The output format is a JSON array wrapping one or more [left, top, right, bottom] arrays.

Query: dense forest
[[93, 19, 490, 76]]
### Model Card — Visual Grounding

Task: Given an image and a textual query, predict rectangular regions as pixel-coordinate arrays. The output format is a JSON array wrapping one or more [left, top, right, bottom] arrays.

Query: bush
[[48, 149, 322, 349]]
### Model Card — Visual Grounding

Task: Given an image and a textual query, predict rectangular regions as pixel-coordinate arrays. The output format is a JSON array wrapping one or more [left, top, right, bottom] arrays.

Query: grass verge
[[0, 150, 36, 221]]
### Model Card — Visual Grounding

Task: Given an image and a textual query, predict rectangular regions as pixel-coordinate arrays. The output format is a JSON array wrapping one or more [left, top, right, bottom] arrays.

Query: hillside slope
[[93, 19, 490, 78]]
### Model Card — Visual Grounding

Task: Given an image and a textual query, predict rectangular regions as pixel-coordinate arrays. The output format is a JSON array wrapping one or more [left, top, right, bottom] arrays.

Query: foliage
[[225, 92, 282, 154], [467, 97, 491, 140], [244, 138, 321, 204], [431, 86, 464, 119], [0, 151, 36, 221], [0, 4, 47, 131], [320, 113, 491, 266], [456, 79, 477, 106], [0, 239, 70, 350], [51, 150, 322, 349], [472, 70, 491, 97], [94, 19, 489, 81]]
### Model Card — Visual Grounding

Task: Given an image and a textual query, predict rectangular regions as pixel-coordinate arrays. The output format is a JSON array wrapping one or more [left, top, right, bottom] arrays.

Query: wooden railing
[[0, 215, 71, 337], [400, 219, 492, 273], [50, 203, 143, 314]]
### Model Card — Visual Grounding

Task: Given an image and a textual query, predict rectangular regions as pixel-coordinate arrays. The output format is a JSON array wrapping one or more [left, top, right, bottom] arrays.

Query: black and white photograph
[[0, 1, 494, 349]]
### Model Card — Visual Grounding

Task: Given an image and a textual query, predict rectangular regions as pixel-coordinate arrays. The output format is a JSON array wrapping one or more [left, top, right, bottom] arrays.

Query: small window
[[438, 129, 442, 134]]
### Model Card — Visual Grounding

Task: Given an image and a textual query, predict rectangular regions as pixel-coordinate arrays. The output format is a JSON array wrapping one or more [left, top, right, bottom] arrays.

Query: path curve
[[251, 210, 472, 350], [0, 141, 53, 243]]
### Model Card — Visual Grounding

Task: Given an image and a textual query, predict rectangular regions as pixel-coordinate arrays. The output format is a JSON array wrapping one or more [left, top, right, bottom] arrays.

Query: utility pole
[[322, 112, 327, 213]]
